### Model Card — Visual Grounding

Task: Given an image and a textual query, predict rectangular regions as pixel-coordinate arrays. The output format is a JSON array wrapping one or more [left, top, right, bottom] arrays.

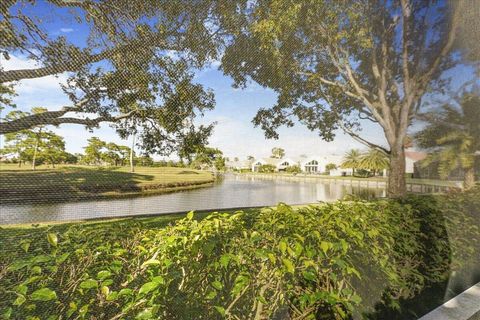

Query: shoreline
[[0, 179, 215, 206]]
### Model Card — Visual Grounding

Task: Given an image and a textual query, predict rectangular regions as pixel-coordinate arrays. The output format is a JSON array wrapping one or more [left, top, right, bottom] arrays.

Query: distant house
[[299, 155, 352, 176], [249, 150, 430, 176]]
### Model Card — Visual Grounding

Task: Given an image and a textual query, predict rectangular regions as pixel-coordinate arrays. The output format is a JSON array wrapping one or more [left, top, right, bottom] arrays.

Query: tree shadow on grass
[[0, 166, 156, 204]]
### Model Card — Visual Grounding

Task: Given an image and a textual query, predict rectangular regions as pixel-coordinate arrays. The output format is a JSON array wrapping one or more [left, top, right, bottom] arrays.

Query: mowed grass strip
[[0, 164, 215, 203]]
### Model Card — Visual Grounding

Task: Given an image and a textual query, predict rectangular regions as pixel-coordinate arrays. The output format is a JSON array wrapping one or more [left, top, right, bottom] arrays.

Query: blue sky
[[1, 1, 476, 160]]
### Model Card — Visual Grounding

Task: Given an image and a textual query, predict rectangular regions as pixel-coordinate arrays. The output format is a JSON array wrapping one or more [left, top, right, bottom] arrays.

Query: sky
[[0, 1, 475, 161]]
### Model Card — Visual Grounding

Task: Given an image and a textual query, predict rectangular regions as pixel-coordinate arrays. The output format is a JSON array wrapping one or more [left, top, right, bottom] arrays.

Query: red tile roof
[[405, 151, 427, 161]]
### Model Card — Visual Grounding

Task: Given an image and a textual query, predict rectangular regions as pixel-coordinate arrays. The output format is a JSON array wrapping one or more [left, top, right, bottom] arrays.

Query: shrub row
[[0, 188, 478, 319]]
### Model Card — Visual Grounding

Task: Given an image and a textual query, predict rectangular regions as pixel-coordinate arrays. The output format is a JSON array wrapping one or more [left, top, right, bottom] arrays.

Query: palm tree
[[359, 149, 389, 176], [415, 90, 480, 189], [341, 149, 361, 176]]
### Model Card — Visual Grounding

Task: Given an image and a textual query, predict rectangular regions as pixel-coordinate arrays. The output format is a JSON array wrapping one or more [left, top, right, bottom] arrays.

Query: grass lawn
[[0, 164, 215, 204]]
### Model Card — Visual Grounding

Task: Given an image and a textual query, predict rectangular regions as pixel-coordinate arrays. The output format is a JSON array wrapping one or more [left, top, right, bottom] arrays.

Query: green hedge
[[0, 189, 479, 319]]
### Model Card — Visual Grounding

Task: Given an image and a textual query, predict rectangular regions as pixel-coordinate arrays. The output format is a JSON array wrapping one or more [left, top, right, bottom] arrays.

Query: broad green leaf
[[47, 233, 58, 247], [211, 281, 223, 290], [214, 306, 225, 316], [97, 270, 112, 280], [205, 291, 217, 300], [282, 258, 295, 274], [31, 288, 57, 301], [101, 286, 110, 296], [13, 294, 26, 306], [279, 241, 287, 254], [80, 279, 98, 289], [141, 259, 161, 268], [139, 281, 159, 295], [118, 288, 134, 297], [320, 241, 331, 254], [187, 211, 194, 220]]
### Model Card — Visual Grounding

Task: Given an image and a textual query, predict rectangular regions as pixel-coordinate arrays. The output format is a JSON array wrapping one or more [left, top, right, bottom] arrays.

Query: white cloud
[[60, 28, 74, 33]]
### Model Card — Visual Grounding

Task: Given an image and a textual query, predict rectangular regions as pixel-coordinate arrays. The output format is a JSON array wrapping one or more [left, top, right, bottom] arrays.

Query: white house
[[251, 157, 301, 172], [405, 150, 427, 176], [298, 155, 352, 176]]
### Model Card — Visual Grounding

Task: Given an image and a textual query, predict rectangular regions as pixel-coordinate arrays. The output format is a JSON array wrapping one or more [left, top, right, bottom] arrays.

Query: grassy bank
[[0, 189, 478, 319], [0, 165, 215, 204]]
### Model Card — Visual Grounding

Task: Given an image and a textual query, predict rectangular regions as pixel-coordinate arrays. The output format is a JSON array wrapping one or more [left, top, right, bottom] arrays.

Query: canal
[[0, 174, 385, 225]]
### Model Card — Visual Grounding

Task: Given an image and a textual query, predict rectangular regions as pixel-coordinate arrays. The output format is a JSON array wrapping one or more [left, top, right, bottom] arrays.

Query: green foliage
[[258, 164, 276, 173], [325, 163, 337, 172], [285, 165, 301, 174], [190, 147, 226, 171], [415, 90, 480, 188], [0, 109, 69, 168], [271, 147, 285, 159], [1, 0, 219, 159], [82, 137, 132, 166], [2, 190, 479, 319], [341, 149, 361, 173], [359, 149, 389, 175]]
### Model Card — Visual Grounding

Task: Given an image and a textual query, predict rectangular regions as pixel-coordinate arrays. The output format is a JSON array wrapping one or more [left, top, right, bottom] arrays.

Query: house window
[[305, 160, 319, 173]]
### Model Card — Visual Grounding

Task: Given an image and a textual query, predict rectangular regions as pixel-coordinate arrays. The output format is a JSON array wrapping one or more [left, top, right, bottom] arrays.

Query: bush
[[285, 165, 302, 174], [1, 190, 479, 319], [258, 164, 276, 173]]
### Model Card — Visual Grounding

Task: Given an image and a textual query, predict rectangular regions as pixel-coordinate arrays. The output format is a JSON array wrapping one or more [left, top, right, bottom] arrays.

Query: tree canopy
[[0, 0, 223, 157], [219, 0, 470, 196]]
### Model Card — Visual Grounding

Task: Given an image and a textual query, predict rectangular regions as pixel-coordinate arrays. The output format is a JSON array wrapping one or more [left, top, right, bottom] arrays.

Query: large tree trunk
[[388, 146, 407, 198], [464, 167, 475, 190]]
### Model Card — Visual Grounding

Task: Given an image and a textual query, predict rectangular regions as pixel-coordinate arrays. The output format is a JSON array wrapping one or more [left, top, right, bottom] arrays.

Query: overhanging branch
[[0, 100, 136, 134], [337, 121, 390, 155]]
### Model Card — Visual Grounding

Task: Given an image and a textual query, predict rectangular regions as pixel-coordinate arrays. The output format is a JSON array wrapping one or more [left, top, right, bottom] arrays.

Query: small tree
[[286, 165, 301, 174], [83, 137, 106, 165], [259, 164, 276, 173], [359, 149, 389, 176], [325, 163, 337, 174], [341, 150, 362, 176], [271, 147, 285, 159]]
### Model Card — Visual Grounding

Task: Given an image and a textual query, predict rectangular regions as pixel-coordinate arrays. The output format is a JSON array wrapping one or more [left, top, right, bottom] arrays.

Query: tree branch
[[0, 100, 136, 134], [0, 51, 112, 83], [337, 121, 390, 155]]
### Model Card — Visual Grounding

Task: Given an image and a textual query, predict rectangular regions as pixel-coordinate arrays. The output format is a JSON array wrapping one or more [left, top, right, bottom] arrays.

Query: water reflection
[[1, 174, 385, 225]]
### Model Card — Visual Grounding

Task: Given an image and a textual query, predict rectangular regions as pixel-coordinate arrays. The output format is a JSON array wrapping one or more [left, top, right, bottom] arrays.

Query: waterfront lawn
[[0, 165, 214, 204], [0, 188, 478, 319]]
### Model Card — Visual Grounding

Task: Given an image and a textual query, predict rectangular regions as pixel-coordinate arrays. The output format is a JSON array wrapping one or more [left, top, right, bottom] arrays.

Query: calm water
[[0, 174, 385, 225]]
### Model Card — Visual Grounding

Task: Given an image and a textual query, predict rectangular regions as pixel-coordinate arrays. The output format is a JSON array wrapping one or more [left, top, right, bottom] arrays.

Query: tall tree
[[83, 137, 106, 165], [271, 147, 285, 159], [2, 108, 51, 169], [1, 0, 218, 158], [39, 132, 68, 168], [415, 89, 480, 189], [220, 0, 469, 197], [341, 149, 362, 176]]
